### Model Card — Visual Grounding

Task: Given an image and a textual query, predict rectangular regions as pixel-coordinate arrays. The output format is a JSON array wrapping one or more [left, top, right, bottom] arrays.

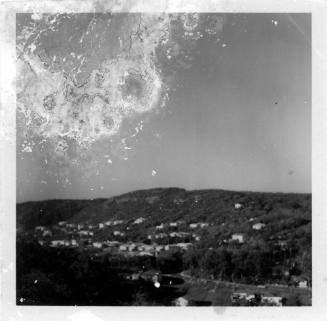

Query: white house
[[156, 223, 164, 230], [35, 226, 45, 232], [42, 229, 52, 237], [200, 223, 209, 228], [231, 233, 245, 243], [113, 230, 125, 236], [105, 220, 112, 226], [252, 223, 266, 230], [58, 221, 67, 226], [190, 222, 209, 229], [93, 242, 103, 249], [173, 297, 189, 306], [261, 296, 283, 306], [119, 244, 128, 251], [113, 220, 124, 226], [133, 217, 146, 224], [99, 223, 104, 229], [298, 280, 309, 288], [50, 240, 65, 247], [234, 203, 243, 210]]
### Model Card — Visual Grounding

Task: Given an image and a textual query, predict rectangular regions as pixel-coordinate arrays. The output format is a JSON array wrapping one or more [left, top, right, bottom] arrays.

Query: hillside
[[17, 187, 311, 231]]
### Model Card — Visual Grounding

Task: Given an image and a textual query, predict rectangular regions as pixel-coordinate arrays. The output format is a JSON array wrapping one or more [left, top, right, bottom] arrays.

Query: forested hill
[[17, 187, 311, 231]]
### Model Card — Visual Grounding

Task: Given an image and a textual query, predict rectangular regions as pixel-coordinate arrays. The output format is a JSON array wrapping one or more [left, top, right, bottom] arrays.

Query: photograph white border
[[1, 0, 326, 320]]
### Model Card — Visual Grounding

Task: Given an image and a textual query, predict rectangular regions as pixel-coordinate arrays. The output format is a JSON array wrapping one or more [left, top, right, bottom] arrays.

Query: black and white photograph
[[14, 11, 312, 307], [1, 1, 327, 319]]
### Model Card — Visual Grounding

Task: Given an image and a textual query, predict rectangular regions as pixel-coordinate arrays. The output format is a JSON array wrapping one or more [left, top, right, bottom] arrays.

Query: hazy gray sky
[[17, 13, 311, 202]]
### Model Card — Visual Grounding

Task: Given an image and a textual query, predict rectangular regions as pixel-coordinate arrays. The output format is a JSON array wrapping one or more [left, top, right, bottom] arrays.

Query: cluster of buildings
[[230, 292, 284, 306]]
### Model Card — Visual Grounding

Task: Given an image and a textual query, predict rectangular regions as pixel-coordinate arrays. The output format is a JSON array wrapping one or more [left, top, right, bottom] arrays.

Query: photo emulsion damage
[[16, 13, 311, 306]]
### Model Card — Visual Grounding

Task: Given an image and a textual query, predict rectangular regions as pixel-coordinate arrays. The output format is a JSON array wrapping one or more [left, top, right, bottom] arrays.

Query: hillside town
[[17, 189, 311, 306]]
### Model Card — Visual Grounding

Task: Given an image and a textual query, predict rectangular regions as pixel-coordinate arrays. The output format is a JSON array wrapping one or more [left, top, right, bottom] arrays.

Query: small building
[[298, 280, 309, 288], [50, 240, 65, 247], [234, 203, 243, 210], [93, 242, 103, 249], [42, 229, 52, 237], [35, 226, 45, 232], [252, 223, 266, 230], [261, 296, 283, 306], [113, 230, 125, 236], [173, 297, 189, 306], [77, 224, 84, 230], [58, 221, 67, 227], [155, 233, 167, 239], [133, 217, 146, 224], [189, 222, 208, 229], [231, 233, 245, 243], [99, 223, 104, 229], [156, 223, 164, 230], [112, 220, 124, 226], [169, 222, 178, 227]]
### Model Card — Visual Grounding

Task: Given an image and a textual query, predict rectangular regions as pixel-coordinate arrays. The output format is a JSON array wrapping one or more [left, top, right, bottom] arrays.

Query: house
[[71, 239, 78, 247], [35, 226, 45, 232], [105, 241, 120, 247], [192, 234, 201, 241], [189, 222, 209, 229], [298, 280, 309, 288], [234, 203, 243, 210], [42, 229, 52, 237], [119, 244, 128, 251], [77, 223, 84, 230], [133, 217, 146, 224], [104, 220, 112, 226], [200, 223, 209, 228], [66, 223, 75, 228], [113, 230, 125, 236], [50, 240, 65, 247], [231, 233, 245, 243], [99, 223, 104, 229], [154, 245, 164, 252], [173, 297, 189, 306], [154, 233, 168, 239], [261, 296, 283, 306], [78, 230, 93, 236], [252, 223, 266, 230], [58, 221, 67, 227], [93, 242, 103, 249], [112, 220, 124, 226], [156, 223, 164, 230]]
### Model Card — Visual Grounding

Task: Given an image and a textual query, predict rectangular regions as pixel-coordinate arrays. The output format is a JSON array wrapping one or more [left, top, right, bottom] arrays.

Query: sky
[[16, 13, 311, 202]]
